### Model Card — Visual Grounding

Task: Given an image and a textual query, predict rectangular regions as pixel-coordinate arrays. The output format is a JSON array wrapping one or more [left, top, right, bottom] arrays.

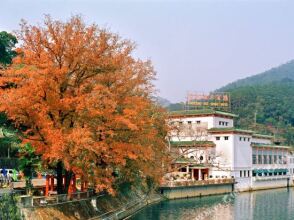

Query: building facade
[[167, 109, 293, 191]]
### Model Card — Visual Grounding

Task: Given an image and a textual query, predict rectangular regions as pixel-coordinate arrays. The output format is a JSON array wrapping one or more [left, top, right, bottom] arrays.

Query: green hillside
[[219, 60, 294, 91], [219, 61, 294, 145]]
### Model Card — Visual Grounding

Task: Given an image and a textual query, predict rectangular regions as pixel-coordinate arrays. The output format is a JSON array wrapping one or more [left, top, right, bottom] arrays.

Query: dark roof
[[168, 109, 238, 118], [252, 133, 274, 139], [170, 140, 215, 147], [251, 143, 291, 149], [208, 127, 254, 135]]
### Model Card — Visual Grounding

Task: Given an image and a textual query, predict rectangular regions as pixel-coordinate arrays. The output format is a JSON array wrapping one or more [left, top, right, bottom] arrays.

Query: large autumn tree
[[0, 16, 168, 194]]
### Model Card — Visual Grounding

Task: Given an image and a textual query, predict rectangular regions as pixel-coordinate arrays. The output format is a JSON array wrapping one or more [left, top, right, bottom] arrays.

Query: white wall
[[213, 116, 234, 128], [252, 137, 272, 145], [234, 134, 252, 169], [211, 134, 234, 168], [169, 115, 234, 129]]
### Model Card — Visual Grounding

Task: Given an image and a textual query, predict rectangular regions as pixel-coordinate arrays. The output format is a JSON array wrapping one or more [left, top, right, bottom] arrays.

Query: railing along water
[[161, 178, 235, 187], [20, 190, 95, 208]]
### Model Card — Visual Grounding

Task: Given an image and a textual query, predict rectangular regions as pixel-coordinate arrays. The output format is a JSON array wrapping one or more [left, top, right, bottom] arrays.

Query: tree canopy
[[0, 31, 18, 66], [0, 15, 169, 193]]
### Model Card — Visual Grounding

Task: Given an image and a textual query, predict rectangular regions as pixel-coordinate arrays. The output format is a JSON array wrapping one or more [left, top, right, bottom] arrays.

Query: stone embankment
[[20, 189, 163, 220]]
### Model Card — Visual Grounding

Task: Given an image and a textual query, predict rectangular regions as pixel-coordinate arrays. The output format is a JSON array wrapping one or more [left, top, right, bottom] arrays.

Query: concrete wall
[[213, 116, 234, 128], [252, 137, 272, 145], [234, 176, 294, 192], [160, 184, 233, 199], [233, 134, 252, 178], [212, 134, 234, 168]]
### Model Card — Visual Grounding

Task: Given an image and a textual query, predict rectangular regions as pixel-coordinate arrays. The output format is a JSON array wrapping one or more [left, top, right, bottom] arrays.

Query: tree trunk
[[56, 161, 64, 194], [64, 170, 73, 194]]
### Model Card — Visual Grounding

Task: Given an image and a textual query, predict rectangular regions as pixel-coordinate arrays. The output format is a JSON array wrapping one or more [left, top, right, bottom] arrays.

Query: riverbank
[[19, 188, 163, 220], [17, 182, 294, 220]]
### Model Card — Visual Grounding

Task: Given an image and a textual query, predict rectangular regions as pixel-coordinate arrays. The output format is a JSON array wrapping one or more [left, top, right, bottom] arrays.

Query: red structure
[[44, 174, 84, 196], [45, 175, 55, 196]]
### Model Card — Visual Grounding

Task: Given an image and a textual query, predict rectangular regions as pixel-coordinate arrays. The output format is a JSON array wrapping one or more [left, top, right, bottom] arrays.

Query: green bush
[[0, 193, 21, 220]]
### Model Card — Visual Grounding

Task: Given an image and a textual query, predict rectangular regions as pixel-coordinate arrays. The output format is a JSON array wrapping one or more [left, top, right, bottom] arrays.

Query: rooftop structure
[[168, 109, 238, 118]]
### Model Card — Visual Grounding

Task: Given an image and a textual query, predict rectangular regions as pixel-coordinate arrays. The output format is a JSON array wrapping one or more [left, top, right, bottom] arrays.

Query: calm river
[[130, 188, 294, 220]]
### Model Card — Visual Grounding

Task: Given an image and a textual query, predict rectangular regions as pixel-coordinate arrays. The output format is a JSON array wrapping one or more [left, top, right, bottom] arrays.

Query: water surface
[[130, 188, 294, 220]]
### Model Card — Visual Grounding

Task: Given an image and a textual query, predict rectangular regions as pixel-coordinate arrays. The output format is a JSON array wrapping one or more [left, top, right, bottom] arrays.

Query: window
[[283, 156, 287, 164], [187, 121, 192, 124], [196, 121, 201, 124], [263, 155, 268, 164], [269, 155, 272, 164], [248, 170, 250, 177], [240, 171, 242, 177], [274, 155, 277, 164], [243, 137, 246, 141], [225, 122, 228, 126], [222, 122, 225, 125], [216, 136, 220, 140], [179, 121, 183, 125], [199, 156, 204, 161], [219, 121, 222, 125], [243, 170, 246, 177], [252, 171, 256, 177], [239, 137, 242, 141], [224, 136, 229, 140], [252, 155, 257, 164], [258, 155, 262, 164], [180, 167, 187, 172]]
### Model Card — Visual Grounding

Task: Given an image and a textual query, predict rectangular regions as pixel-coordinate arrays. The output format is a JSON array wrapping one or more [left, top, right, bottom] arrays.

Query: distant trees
[[227, 80, 294, 145], [0, 31, 17, 67], [0, 15, 169, 194]]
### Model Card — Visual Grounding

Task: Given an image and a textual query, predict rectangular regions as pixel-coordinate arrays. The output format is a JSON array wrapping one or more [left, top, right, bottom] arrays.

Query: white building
[[167, 109, 294, 191]]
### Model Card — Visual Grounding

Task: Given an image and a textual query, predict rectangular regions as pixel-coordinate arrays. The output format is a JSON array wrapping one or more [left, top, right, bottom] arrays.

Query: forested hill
[[218, 62, 294, 145], [218, 60, 294, 91]]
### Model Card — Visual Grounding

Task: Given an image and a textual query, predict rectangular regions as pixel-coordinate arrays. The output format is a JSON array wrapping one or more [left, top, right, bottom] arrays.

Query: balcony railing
[[161, 178, 234, 187]]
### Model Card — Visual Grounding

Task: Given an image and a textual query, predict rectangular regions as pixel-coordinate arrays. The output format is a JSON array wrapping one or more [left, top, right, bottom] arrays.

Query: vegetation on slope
[[225, 80, 294, 145], [219, 60, 294, 90], [217, 60, 294, 145]]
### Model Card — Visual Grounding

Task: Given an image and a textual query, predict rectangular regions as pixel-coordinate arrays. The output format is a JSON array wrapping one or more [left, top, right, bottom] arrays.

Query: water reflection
[[130, 188, 294, 220]]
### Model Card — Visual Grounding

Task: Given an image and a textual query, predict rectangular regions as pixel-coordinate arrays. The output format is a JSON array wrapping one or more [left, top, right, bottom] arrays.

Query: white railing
[[161, 178, 234, 187], [253, 175, 290, 182], [19, 190, 95, 208]]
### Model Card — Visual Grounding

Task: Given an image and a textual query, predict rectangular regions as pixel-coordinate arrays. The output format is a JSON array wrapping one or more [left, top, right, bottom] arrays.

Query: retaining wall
[[159, 183, 234, 199]]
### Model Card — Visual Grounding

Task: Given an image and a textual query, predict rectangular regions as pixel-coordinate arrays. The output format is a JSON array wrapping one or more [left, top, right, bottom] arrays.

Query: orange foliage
[[0, 15, 169, 193]]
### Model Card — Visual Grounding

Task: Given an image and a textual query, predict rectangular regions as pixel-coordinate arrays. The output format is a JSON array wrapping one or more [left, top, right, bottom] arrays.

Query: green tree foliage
[[0, 31, 18, 66], [218, 60, 294, 90], [0, 113, 20, 168], [217, 60, 294, 146], [225, 80, 294, 145], [18, 143, 41, 194], [0, 194, 21, 220]]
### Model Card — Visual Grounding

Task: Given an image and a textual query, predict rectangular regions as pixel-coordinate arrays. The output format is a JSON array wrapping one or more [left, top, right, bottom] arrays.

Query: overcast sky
[[1, 0, 294, 102]]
